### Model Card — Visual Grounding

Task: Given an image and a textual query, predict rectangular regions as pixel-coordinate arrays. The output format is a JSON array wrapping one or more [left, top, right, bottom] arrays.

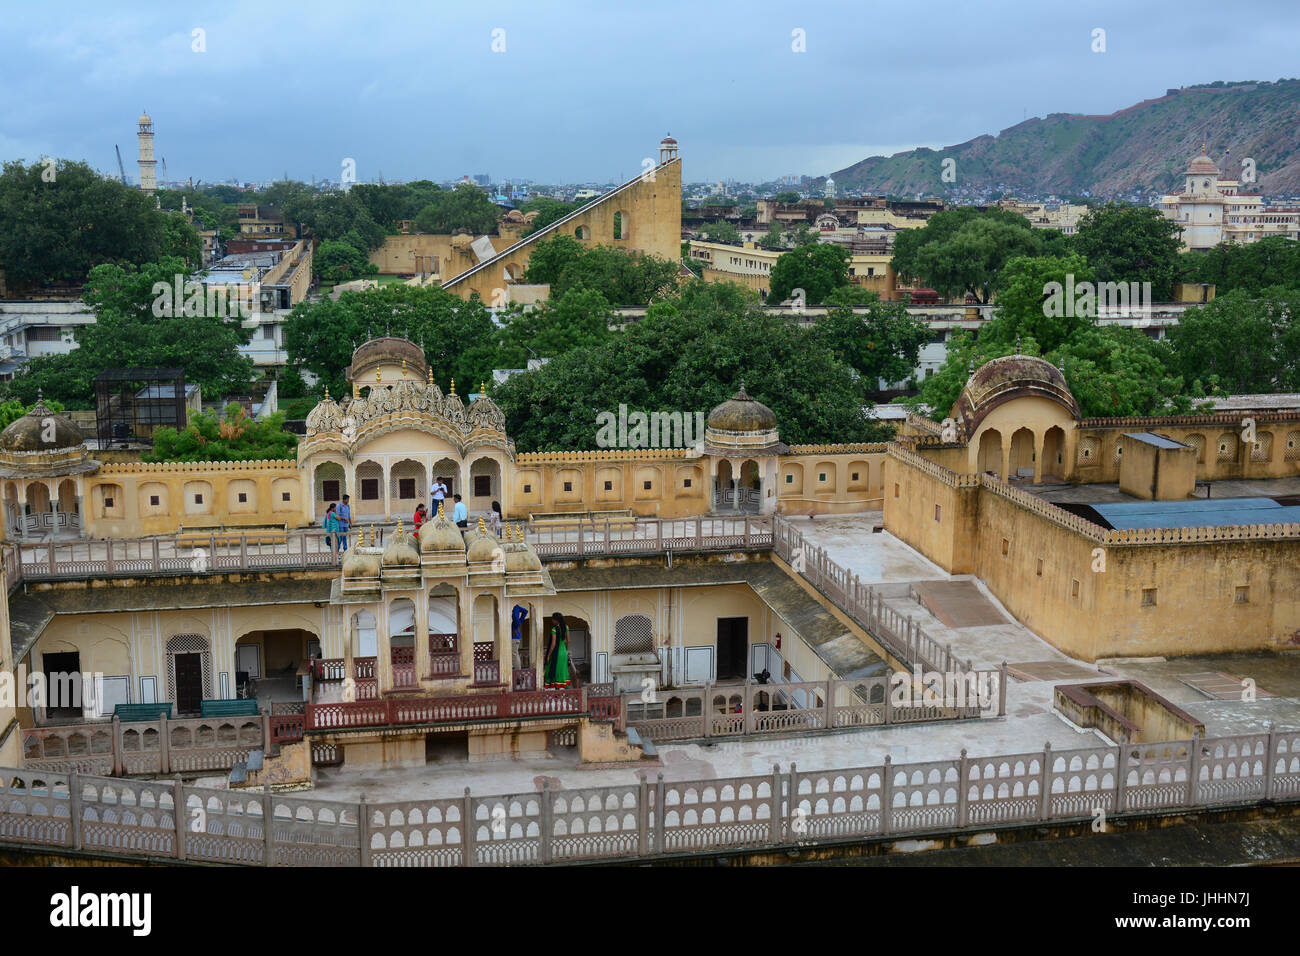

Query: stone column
[[459, 584, 474, 680], [1033, 430, 1044, 484], [382, 459, 392, 521], [375, 601, 393, 692], [414, 589, 430, 680], [497, 589, 512, 689]]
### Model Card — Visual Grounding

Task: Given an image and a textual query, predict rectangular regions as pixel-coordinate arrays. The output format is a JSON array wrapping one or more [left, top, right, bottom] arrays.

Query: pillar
[[382, 460, 392, 521], [497, 589, 512, 689], [459, 584, 474, 680], [414, 589, 430, 680], [1032, 430, 1044, 484]]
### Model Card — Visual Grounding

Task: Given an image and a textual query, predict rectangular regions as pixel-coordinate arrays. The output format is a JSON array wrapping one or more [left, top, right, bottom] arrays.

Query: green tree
[[701, 220, 740, 243], [498, 288, 615, 364], [0, 159, 175, 288], [988, 254, 1096, 353], [145, 403, 298, 462], [1180, 236, 1300, 294], [769, 242, 850, 303], [1161, 287, 1300, 393], [519, 197, 578, 236], [758, 221, 785, 250], [3, 258, 255, 407], [0, 397, 66, 429], [414, 183, 501, 235], [281, 285, 499, 398], [810, 288, 931, 388], [774, 191, 801, 203], [890, 207, 1043, 303], [523, 235, 586, 286], [315, 240, 376, 282], [1072, 203, 1183, 300]]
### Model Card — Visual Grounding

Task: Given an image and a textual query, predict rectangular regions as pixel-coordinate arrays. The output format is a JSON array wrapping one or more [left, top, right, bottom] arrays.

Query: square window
[[894, 484, 900, 498], [281, 492, 291, 502], [1235, 586, 1249, 604], [1036, 558, 1043, 577], [398, 477, 416, 498], [322, 480, 340, 502], [194, 494, 203, 505], [360, 478, 380, 501], [237, 492, 247, 503], [643, 481, 652, 491], [150, 495, 160, 507], [1001, 538, 1009, 556], [785, 474, 793, 484], [563, 481, 573, 492], [851, 472, 859, 481], [604, 481, 612, 491], [104, 497, 114, 508], [683, 478, 692, 488], [474, 475, 491, 497], [818, 473, 827, 482], [1071, 579, 1080, 598], [1141, 587, 1157, 607], [523, 483, 532, 494]]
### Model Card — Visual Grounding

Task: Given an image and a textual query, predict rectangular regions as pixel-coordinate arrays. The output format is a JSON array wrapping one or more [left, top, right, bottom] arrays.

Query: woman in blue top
[[323, 503, 340, 550]]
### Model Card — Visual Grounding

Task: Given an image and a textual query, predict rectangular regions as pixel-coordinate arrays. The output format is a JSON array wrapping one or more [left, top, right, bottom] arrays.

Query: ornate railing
[[304, 687, 583, 732], [21, 713, 267, 776], [4, 726, 1296, 866], [528, 516, 772, 557]]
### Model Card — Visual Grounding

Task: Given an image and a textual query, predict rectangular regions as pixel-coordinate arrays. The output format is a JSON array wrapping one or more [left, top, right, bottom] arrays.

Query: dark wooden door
[[43, 652, 81, 717], [716, 617, 748, 681], [175, 653, 203, 715]]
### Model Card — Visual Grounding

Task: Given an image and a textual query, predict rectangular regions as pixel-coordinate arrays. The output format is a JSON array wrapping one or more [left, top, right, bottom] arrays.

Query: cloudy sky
[[2, 0, 1297, 186]]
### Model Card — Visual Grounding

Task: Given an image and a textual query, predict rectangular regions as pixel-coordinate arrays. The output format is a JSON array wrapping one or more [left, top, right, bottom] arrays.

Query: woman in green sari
[[545, 612, 570, 689]]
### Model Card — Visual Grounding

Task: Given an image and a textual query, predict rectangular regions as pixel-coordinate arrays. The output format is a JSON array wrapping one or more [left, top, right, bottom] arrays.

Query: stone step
[[246, 750, 264, 772], [625, 727, 657, 757]]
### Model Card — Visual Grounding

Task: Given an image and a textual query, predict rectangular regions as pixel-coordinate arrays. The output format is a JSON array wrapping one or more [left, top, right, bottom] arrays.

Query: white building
[[1160, 147, 1299, 250]]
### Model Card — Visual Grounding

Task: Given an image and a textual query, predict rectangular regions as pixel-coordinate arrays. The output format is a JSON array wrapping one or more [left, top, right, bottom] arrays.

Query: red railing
[[512, 667, 537, 692], [392, 647, 417, 689], [473, 659, 501, 686], [430, 633, 457, 654], [430, 652, 460, 678], [305, 687, 583, 731], [588, 694, 621, 725], [355, 657, 376, 679], [269, 712, 305, 744], [315, 657, 377, 681]]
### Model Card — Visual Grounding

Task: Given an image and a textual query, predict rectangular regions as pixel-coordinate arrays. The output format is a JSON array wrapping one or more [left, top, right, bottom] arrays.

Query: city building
[[137, 110, 156, 194], [1160, 147, 1300, 249]]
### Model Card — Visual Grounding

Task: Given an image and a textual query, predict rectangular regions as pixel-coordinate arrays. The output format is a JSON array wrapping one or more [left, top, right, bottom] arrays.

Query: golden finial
[[353, 379, 360, 399], [427, 366, 433, 386], [401, 358, 407, 375], [376, 369, 382, 383], [449, 378, 456, 396], [437, 501, 445, 520], [397, 517, 404, 536], [324, 387, 330, 400], [478, 515, 486, 535], [515, 524, 523, 542], [480, 381, 486, 396], [368, 525, 375, 547]]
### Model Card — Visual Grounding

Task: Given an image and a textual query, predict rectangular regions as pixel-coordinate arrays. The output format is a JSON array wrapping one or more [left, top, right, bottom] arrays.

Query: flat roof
[[1091, 497, 1300, 530], [1123, 432, 1188, 450]]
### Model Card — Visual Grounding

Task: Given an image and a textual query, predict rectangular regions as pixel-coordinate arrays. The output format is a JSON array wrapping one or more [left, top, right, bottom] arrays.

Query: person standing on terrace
[[545, 612, 570, 689]]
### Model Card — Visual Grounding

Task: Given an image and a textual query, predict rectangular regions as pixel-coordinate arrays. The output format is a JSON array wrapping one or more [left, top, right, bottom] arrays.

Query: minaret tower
[[137, 110, 157, 193]]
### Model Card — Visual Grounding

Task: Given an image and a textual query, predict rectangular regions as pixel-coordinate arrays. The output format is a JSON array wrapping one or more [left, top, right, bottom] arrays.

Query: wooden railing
[[391, 647, 417, 689], [5, 726, 1296, 866], [305, 687, 584, 732]]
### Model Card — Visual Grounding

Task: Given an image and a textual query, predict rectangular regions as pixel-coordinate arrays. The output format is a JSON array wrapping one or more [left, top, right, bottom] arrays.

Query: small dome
[[1187, 152, 1220, 177], [505, 542, 542, 573], [139, 111, 152, 126], [661, 135, 678, 146], [466, 518, 502, 564], [381, 526, 420, 567], [348, 337, 427, 383], [342, 546, 380, 579], [0, 399, 84, 452], [707, 385, 778, 432], [419, 509, 465, 553], [951, 354, 1080, 433]]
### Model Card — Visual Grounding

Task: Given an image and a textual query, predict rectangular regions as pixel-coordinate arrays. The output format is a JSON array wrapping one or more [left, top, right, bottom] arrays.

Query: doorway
[[43, 651, 82, 719], [175, 653, 203, 715], [716, 617, 749, 681]]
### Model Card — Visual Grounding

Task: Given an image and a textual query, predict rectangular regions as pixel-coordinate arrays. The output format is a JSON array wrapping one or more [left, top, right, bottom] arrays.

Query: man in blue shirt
[[452, 493, 468, 528], [337, 495, 351, 551]]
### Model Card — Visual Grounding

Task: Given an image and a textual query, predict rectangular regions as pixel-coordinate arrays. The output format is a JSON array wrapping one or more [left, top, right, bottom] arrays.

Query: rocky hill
[[829, 80, 1300, 200]]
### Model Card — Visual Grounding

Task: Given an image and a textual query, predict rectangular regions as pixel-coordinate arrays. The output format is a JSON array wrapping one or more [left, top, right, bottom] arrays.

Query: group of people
[[322, 495, 352, 550], [412, 496, 504, 535], [323, 481, 511, 551]]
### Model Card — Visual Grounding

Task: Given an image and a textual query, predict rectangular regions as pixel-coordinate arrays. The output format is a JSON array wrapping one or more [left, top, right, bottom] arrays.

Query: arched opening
[[429, 585, 460, 678], [352, 609, 378, 660], [468, 456, 501, 516], [355, 460, 384, 517], [739, 460, 761, 512], [234, 628, 318, 704], [314, 462, 345, 519], [390, 458, 425, 516], [977, 428, 1003, 477], [3, 481, 18, 536], [56, 479, 78, 515], [714, 460, 735, 510], [389, 597, 417, 689], [574, 225, 589, 240], [1009, 428, 1035, 481], [431, 456, 460, 516], [26, 482, 51, 515], [472, 593, 501, 685], [1042, 426, 1065, 481], [613, 211, 629, 241]]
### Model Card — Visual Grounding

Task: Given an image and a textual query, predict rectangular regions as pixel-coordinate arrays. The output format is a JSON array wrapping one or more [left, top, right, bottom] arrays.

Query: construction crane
[[160, 156, 167, 186], [114, 145, 127, 185]]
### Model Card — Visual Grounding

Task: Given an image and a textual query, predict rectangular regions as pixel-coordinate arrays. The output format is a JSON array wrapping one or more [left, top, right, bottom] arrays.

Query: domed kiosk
[[0, 396, 98, 538], [703, 384, 787, 515], [951, 355, 1080, 483]]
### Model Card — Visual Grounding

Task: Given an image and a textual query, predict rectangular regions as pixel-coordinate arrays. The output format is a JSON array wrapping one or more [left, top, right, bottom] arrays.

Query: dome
[[381, 524, 420, 567], [341, 546, 380, 579], [348, 337, 428, 383], [138, 111, 152, 126], [950, 354, 1080, 433], [419, 508, 465, 553], [707, 385, 778, 432], [0, 399, 85, 452], [1187, 152, 1220, 177], [505, 542, 542, 573], [466, 518, 502, 564]]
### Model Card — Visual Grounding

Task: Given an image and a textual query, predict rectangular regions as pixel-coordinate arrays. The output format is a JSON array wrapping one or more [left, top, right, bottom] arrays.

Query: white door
[[236, 644, 261, 679]]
